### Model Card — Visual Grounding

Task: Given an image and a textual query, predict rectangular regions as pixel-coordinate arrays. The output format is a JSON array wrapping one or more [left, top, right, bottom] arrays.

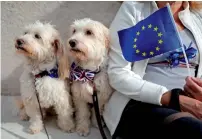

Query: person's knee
[[168, 117, 202, 137]]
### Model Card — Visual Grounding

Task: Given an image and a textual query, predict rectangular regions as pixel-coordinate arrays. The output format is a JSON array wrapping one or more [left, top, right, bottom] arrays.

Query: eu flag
[[118, 4, 182, 62]]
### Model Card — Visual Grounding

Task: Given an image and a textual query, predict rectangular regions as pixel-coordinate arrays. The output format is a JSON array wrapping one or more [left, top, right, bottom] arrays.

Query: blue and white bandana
[[35, 65, 58, 78]]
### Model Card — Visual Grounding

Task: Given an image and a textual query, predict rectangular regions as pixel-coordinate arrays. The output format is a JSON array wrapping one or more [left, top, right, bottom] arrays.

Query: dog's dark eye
[[86, 30, 92, 36], [24, 32, 28, 35], [73, 29, 76, 34], [35, 34, 41, 39]]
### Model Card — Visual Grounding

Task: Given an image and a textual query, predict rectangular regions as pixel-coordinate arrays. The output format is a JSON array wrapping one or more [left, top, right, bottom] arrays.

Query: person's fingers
[[185, 76, 194, 89], [195, 101, 202, 120], [184, 85, 195, 98], [186, 78, 201, 94], [185, 76, 191, 83], [191, 77, 202, 87]]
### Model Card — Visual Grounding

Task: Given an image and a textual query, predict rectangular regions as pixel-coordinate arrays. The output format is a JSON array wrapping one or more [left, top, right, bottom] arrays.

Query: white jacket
[[103, 1, 202, 135]]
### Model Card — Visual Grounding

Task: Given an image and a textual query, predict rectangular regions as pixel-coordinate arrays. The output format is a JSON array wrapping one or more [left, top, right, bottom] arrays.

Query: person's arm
[[108, 2, 169, 105], [179, 95, 202, 120]]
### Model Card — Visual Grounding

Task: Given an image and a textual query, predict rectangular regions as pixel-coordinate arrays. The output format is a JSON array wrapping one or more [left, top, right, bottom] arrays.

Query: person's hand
[[179, 95, 202, 120], [161, 91, 172, 106], [184, 76, 202, 102]]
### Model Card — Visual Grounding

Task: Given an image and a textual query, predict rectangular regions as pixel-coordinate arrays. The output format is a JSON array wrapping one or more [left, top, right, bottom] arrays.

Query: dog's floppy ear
[[52, 39, 70, 80], [102, 25, 110, 48]]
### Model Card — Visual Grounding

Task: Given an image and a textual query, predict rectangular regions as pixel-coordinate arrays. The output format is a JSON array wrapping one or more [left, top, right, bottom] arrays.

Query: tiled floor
[[1, 96, 111, 139]]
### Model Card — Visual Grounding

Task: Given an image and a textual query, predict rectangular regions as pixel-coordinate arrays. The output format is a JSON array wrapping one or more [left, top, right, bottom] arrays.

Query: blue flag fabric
[[118, 5, 182, 62]]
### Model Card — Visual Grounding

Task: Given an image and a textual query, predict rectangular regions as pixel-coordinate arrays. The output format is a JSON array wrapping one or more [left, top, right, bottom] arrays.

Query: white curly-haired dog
[[15, 21, 75, 134], [66, 18, 113, 136]]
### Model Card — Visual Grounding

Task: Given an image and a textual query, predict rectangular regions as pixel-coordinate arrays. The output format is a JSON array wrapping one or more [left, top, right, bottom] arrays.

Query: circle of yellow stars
[[133, 24, 163, 57]]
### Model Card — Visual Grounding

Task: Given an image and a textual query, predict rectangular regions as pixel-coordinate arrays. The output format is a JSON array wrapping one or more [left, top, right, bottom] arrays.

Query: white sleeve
[[108, 1, 168, 105]]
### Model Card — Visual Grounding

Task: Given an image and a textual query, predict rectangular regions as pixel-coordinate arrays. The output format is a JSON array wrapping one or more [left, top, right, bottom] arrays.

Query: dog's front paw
[[57, 119, 75, 133], [76, 126, 90, 136], [28, 123, 43, 134]]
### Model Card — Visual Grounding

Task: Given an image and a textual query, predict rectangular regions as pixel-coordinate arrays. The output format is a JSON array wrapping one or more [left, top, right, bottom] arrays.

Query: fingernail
[[186, 76, 190, 81]]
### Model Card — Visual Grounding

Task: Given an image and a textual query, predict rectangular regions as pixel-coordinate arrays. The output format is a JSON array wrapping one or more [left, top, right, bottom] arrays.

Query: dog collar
[[34, 65, 59, 78], [70, 62, 100, 83]]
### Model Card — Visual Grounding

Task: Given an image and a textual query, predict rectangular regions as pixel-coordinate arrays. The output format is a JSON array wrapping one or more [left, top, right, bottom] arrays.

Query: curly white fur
[[15, 21, 75, 134], [67, 18, 113, 136]]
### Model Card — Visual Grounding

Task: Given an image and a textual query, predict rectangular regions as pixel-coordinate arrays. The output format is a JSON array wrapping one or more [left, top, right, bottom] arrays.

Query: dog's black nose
[[16, 39, 24, 46], [69, 39, 77, 48]]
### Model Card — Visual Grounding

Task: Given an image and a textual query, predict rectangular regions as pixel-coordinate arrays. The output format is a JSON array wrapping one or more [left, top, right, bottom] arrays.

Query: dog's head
[[67, 18, 109, 63], [15, 21, 69, 79], [15, 21, 61, 61]]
